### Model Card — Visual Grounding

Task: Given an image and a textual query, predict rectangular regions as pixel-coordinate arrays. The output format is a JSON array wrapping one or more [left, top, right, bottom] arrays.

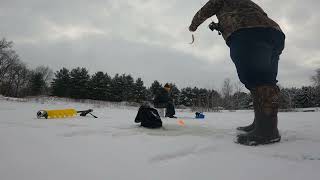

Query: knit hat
[[164, 83, 171, 89]]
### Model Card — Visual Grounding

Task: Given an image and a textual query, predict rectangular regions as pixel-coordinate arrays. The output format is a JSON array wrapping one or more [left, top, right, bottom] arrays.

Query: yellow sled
[[37, 109, 97, 119]]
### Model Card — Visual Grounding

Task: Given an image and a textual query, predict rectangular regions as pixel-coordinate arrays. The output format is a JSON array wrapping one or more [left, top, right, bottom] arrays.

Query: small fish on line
[[190, 34, 195, 44]]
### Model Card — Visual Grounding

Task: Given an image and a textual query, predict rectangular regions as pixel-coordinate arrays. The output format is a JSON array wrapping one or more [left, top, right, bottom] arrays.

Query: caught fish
[[190, 34, 195, 44]]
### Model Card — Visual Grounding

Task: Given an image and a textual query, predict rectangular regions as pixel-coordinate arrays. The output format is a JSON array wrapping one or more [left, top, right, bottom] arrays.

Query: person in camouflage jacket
[[189, 0, 286, 146]]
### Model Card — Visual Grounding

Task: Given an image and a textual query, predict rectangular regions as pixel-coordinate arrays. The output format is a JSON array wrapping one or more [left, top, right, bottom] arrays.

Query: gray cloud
[[1, 0, 319, 89]]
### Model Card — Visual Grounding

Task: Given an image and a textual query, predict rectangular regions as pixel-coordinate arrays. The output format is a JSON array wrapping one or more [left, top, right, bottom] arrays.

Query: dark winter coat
[[190, 0, 283, 41], [153, 88, 173, 108], [135, 105, 162, 128]]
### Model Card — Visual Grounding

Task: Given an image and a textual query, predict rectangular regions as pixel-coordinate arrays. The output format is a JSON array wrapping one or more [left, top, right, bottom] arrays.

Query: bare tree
[[233, 81, 249, 109], [210, 90, 221, 112], [221, 78, 234, 110], [9, 62, 30, 97], [0, 61, 30, 97], [0, 39, 19, 81], [0, 39, 22, 95], [233, 81, 243, 94], [222, 78, 233, 97], [0, 53, 19, 80], [0, 38, 13, 51], [311, 68, 320, 87], [34, 66, 53, 83]]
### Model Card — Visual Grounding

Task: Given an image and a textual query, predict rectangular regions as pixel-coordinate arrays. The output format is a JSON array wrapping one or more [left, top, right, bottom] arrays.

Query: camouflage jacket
[[190, 0, 283, 40]]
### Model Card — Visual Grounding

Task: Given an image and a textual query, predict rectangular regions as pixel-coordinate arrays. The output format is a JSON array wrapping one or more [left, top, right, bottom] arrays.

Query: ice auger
[[37, 109, 98, 119]]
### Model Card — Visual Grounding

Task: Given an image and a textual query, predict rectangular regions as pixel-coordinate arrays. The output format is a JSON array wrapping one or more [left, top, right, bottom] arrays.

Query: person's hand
[[189, 24, 197, 32]]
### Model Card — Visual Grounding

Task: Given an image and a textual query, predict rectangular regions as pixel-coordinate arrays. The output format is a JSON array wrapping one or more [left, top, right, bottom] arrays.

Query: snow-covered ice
[[0, 98, 319, 180]]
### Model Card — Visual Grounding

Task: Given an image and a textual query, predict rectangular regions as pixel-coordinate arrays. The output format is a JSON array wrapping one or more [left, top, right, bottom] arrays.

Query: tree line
[[51, 71, 251, 110], [1, 38, 320, 110]]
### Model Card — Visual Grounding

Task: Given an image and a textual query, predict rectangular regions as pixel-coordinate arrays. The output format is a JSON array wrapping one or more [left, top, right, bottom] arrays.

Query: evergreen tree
[[314, 86, 320, 107], [279, 88, 298, 109], [88, 71, 111, 100], [180, 87, 194, 107], [51, 68, 70, 97], [198, 88, 208, 108], [232, 92, 249, 109], [109, 74, 124, 102], [149, 80, 162, 97], [295, 87, 316, 108], [29, 72, 45, 96], [133, 78, 148, 103], [209, 89, 222, 111], [191, 87, 200, 107], [69, 67, 90, 99], [123, 74, 135, 101]]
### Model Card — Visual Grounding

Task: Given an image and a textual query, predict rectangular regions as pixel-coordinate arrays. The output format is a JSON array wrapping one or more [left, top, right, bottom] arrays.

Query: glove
[[189, 24, 197, 32]]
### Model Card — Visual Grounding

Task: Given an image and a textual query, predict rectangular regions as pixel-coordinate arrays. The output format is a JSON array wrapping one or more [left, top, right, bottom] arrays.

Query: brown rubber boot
[[236, 85, 281, 146], [237, 90, 256, 132]]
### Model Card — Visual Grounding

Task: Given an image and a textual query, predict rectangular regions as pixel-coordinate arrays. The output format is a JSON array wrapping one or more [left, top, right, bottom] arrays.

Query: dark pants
[[165, 102, 175, 117], [154, 102, 175, 117], [227, 28, 285, 90]]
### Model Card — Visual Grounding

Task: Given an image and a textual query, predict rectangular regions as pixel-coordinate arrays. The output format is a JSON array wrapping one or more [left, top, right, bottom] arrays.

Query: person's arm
[[189, 0, 223, 32]]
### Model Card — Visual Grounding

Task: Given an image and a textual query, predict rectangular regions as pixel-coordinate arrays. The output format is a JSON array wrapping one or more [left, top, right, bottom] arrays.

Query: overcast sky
[[1, 0, 319, 90]]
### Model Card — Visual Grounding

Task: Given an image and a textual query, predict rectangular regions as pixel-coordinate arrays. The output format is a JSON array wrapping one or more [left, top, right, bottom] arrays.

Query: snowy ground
[[1, 98, 320, 180]]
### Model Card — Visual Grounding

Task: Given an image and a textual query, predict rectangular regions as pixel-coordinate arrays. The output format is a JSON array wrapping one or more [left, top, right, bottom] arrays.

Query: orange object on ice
[[178, 120, 185, 126]]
